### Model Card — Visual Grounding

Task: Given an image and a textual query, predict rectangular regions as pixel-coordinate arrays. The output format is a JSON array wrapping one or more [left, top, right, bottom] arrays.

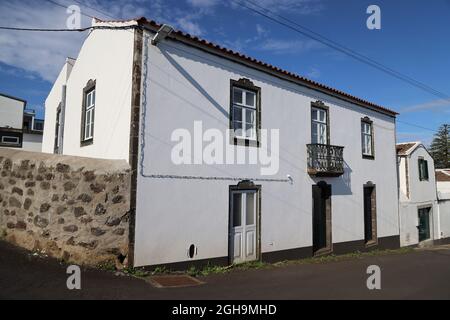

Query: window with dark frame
[[230, 78, 261, 147], [54, 105, 61, 154], [361, 118, 374, 158], [418, 158, 429, 181], [80, 80, 96, 146]]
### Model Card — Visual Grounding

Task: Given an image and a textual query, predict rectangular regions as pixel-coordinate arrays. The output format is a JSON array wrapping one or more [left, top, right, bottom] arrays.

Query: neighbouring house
[[0, 93, 44, 152], [436, 169, 450, 242], [396, 142, 446, 247], [43, 17, 401, 269]]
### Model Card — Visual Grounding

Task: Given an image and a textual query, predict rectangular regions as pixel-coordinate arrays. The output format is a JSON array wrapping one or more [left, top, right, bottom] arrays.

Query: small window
[[231, 86, 257, 140], [84, 89, 95, 140], [311, 107, 328, 144], [1, 136, 20, 145], [361, 119, 374, 158], [81, 80, 96, 146], [34, 120, 44, 131], [418, 158, 429, 181]]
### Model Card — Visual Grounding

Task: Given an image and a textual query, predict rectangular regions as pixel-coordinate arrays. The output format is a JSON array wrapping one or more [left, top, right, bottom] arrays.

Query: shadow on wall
[[312, 161, 352, 196]]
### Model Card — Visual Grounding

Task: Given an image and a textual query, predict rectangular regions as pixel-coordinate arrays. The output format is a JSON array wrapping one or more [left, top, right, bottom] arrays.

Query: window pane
[[246, 91, 255, 107], [233, 106, 242, 121], [319, 123, 327, 144], [312, 122, 319, 144], [319, 110, 326, 122], [92, 90, 96, 105], [233, 121, 243, 137], [233, 88, 243, 104], [312, 108, 318, 121], [233, 193, 242, 227], [245, 123, 255, 138], [246, 193, 255, 225], [366, 135, 372, 155], [246, 109, 255, 124]]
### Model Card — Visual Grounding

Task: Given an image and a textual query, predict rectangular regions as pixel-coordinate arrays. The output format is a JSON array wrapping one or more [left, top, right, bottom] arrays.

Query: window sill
[[231, 136, 260, 148], [362, 154, 375, 160], [80, 139, 93, 147]]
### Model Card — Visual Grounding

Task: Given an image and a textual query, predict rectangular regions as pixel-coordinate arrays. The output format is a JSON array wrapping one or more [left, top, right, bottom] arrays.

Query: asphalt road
[[0, 241, 449, 300]]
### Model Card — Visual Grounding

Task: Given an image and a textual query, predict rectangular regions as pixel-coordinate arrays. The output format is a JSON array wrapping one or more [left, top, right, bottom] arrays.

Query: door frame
[[228, 180, 261, 265], [363, 182, 378, 247], [417, 205, 433, 243], [312, 181, 333, 256]]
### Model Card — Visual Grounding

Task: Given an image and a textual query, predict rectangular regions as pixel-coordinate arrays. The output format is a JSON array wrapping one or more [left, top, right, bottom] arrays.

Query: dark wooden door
[[364, 187, 373, 243], [313, 184, 330, 253]]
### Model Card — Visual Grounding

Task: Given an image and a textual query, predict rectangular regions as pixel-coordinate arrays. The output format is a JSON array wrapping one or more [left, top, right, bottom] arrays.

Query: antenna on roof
[[151, 24, 174, 45]]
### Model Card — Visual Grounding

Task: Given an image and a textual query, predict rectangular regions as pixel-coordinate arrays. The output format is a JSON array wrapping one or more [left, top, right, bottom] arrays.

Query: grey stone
[[57, 206, 67, 215], [40, 181, 50, 190], [74, 207, 86, 218], [63, 225, 78, 233], [12, 187, 23, 196], [25, 181, 35, 188], [95, 203, 107, 215], [91, 228, 106, 236], [40, 203, 51, 213], [24, 198, 32, 210], [113, 228, 125, 236], [63, 181, 76, 191], [56, 163, 70, 173], [112, 195, 124, 204], [9, 197, 21, 208], [51, 194, 59, 202], [33, 216, 49, 228], [78, 240, 98, 250], [15, 221, 27, 230], [77, 193, 92, 203], [105, 217, 121, 227], [90, 183, 105, 193]]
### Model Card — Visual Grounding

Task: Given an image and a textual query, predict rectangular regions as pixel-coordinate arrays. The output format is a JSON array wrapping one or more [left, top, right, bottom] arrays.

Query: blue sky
[[0, 0, 449, 145]]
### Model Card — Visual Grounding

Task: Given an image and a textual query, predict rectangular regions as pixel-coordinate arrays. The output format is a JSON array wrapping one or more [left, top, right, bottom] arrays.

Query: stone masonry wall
[[0, 149, 131, 267]]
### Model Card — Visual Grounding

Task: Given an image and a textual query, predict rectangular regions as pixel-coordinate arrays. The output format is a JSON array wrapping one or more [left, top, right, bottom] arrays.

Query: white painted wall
[[438, 200, 450, 239], [43, 58, 74, 153], [22, 133, 43, 152], [43, 25, 135, 161], [398, 145, 439, 246], [134, 33, 399, 266], [0, 95, 24, 129]]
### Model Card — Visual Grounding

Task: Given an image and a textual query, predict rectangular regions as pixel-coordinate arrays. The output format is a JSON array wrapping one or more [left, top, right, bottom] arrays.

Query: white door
[[230, 190, 258, 264]]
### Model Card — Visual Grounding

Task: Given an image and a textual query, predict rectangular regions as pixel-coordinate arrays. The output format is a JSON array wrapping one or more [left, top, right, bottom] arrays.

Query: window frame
[[418, 158, 429, 181], [80, 80, 96, 147], [310, 101, 330, 145], [1, 136, 20, 145], [0, 130, 22, 148], [229, 78, 261, 148], [361, 117, 375, 159]]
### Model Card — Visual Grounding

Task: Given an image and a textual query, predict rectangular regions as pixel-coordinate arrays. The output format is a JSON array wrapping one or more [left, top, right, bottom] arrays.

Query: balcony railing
[[307, 144, 344, 177]]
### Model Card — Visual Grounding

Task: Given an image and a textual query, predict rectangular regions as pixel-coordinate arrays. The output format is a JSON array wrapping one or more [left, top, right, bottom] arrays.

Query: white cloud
[[176, 17, 204, 35], [400, 99, 450, 114], [306, 67, 320, 79], [0, 0, 90, 82], [187, 0, 220, 8], [259, 38, 322, 54]]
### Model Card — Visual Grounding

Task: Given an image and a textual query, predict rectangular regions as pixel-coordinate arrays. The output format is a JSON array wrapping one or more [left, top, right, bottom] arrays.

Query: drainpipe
[[59, 84, 67, 154]]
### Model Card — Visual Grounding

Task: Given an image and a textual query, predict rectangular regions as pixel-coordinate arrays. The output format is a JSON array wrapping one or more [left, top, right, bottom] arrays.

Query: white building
[[0, 93, 43, 152], [43, 18, 401, 269], [436, 169, 450, 243], [396, 142, 445, 247]]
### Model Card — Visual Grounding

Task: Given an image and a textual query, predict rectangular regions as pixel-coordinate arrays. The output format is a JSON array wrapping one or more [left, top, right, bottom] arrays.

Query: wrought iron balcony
[[307, 144, 344, 177]]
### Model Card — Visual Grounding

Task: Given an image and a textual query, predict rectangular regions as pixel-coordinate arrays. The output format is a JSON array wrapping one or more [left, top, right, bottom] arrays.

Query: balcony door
[[311, 106, 328, 145], [312, 182, 332, 255]]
